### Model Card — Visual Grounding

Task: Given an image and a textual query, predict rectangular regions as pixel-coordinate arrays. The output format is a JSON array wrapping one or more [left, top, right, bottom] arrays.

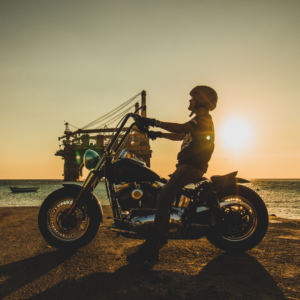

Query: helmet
[[190, 86, 218, 111]]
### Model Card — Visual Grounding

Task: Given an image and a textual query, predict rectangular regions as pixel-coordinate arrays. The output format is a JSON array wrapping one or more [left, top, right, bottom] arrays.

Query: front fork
[[66, 171, 100, 216]]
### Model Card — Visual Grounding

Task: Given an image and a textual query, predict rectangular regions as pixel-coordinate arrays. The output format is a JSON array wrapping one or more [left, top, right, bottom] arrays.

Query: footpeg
[[107, 223, 139, 235], [108, 218, 142, 233]]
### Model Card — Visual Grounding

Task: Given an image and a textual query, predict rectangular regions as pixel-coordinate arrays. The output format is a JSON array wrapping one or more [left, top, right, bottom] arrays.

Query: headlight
[[84, 150, 101, 170]]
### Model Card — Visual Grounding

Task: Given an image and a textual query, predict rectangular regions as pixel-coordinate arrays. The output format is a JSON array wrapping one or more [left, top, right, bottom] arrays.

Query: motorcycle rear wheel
[[206, 185, 268, 252], [38, 188, 101, 250]]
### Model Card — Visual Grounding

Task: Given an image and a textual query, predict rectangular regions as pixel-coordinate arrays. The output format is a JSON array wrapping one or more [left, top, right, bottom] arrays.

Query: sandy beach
[[0, 206, 299, 300]]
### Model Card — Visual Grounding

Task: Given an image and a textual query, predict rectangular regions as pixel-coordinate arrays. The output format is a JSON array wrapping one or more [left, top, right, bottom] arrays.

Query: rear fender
[[200, 177, 250, 202], [236, 177, 251, 184], [214, 177, 250, 188], [62, 183, 103, 222], [210, 174, 250, 191]]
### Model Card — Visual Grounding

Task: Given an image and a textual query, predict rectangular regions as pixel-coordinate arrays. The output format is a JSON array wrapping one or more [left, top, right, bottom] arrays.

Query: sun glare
[[220, 119, 252, 151]]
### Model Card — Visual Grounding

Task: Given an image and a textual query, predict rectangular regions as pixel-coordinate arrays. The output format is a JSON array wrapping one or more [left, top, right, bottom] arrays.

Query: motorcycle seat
[[168, 174, 208, 185], [210, 171, 238, 183]]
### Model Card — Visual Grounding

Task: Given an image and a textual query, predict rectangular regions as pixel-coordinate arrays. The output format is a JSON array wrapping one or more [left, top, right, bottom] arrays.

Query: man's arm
[[157, 121, 194, 134], [161, 132, 185, 141]]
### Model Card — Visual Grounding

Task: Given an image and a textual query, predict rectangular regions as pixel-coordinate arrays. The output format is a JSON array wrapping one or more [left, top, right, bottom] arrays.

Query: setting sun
[[220, 119, 252, 150]]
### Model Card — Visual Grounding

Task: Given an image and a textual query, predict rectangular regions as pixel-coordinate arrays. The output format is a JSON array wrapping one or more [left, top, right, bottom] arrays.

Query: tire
[[38, 188, 101, 250], [206, 185, 268, 252]]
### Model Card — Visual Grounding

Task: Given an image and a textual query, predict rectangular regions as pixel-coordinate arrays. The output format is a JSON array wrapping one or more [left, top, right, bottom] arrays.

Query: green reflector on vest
[[206, 135, 211, 140]]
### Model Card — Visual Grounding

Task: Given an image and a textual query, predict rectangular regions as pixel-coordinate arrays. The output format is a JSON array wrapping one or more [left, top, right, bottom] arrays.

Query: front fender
[[62, 183, 103, 222]]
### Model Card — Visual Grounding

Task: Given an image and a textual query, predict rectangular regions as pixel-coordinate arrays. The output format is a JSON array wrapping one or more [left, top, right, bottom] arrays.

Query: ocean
[[1, 179, 300, 220]]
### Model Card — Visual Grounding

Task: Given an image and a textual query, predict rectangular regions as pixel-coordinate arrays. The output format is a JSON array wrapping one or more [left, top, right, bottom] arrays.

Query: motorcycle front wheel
[[206, 185, 268, 252], [38, 187, 101, 250]]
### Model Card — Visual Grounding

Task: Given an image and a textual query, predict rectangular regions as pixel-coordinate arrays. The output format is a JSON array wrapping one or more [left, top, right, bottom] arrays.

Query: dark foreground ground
[[0, 206, 299, 300]]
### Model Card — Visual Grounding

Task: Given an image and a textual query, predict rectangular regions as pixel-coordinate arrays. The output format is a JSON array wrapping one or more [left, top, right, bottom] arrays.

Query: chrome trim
[[47, 199, 90, 241], [196, 206, 210, 213], [131, 214, 155, 226], [169, 211, 182, 224], [114, 183, 133, 194], [218, 196, 258, 242], [151, 182, 165, 189], [131, 189, 143, 199], [108, 227, 138, 235], [219, 198, 253, 212], [131, 210, 183, 226], [128, 208, 184, 237], [170, 207, 184, 216], [178, 195, 191, 208], [119, 149, 145, 164], [119, 149, 130, 159]]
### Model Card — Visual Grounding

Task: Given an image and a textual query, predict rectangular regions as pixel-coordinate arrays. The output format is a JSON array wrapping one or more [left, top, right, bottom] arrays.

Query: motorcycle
[[38, 106, 268, 252]]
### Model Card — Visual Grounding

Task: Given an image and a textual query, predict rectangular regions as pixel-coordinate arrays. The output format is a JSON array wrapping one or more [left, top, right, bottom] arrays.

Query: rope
[[68, 123, 79, 129], [95, 104, 136, 129], [81, 92, 141, 129]]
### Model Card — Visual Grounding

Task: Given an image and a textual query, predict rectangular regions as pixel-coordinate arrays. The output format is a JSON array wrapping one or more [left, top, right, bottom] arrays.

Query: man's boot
[[126, 231, 160, 264]]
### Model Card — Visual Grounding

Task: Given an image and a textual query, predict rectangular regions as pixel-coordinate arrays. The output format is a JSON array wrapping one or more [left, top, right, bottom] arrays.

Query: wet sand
[[0, 206, 299, 300]]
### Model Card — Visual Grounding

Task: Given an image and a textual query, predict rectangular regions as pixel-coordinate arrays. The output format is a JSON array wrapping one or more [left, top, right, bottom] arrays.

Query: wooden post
[[141, 90, 146, 117], [135, 102, 140, 114]]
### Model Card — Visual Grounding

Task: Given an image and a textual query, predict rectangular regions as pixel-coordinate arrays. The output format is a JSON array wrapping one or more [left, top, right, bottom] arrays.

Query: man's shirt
[[177, 114, 215, 172]]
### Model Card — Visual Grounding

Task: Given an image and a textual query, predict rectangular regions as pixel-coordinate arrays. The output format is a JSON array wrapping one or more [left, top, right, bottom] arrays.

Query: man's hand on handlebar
[[147, 131, 162, 140], [139, 117, 160, 127]]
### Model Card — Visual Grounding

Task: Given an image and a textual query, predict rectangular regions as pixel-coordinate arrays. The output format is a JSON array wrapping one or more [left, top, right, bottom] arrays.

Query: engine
[[114, 181, 164, 211]]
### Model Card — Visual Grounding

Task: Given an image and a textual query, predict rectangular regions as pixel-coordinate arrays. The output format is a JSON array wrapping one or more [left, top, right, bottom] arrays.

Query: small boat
[[10, 186, 40, 193]]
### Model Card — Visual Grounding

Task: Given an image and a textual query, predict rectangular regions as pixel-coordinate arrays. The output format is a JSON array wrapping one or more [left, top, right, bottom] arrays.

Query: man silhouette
[[127, 86, 218, 263]]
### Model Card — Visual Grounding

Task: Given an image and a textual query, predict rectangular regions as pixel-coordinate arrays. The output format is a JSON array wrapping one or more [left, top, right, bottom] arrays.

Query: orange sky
[[1, 0, 299, 179]]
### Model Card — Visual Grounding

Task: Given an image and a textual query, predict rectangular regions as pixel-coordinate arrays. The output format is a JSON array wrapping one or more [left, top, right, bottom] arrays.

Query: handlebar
[[133, 105, 146, 115], [106, 109, 149, 155], [132, 115, 149, 134], [130, 106, 149, 134]]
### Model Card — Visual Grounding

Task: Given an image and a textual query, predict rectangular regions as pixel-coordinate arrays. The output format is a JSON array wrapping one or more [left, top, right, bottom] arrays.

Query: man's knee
[[157, 188, 176, 200], [156, 191, 175, 209]]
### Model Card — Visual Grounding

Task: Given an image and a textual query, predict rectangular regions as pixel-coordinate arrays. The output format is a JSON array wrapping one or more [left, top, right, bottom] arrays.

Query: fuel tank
[[112, 158, 160, 183]]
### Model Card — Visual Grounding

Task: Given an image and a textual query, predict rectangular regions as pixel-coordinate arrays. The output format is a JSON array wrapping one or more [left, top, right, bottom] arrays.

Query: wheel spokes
[[47, 198, 90, 241], [219, 196, 257, 241]]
